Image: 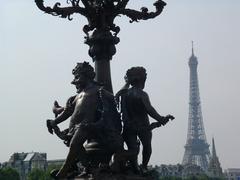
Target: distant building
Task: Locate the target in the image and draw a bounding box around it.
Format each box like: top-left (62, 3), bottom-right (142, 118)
top-left (208, 138), bottom-right (223, 178)
top-left (6, 152), bottom-right (47, 180)
top-left (225, 168), bottom-right (240, 180)
top-left (181, 164), bottom-right (205, 178)
top-left (154, 163), bottom-right (206, 178)
top-left (154, 164), bottom-right (183, 177)
top-left (0, 162), bottom-right (8, 169)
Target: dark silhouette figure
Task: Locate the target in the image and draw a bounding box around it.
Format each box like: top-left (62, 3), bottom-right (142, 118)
top-left (116, 67), bottom-right (174, 173)
top-left (47, 62), bottom-right (123, 179)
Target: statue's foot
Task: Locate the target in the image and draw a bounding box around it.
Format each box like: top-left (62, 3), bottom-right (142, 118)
top-left (132, 166), bottom-right (141, 175)
top-left (78, 168), bottom-right (90, 178)
top-left (139, 165), bottom-right (148, 175)
top-left (66, 170), bottom-right (79, 179)
top-left (98, 163), bottom-right (111, 173)
top-left (126, 161), bottom-right (141, 175)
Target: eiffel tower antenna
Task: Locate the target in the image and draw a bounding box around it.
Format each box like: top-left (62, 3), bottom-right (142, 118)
top-left (192, 41), bottom-right (194, 55)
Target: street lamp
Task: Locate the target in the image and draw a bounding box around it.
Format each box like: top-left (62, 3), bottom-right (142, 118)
top-left (35, 0), bottom-right (166, 93)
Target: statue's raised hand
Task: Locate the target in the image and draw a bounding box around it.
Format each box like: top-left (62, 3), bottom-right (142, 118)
top-left (46, 119), bottom-right (56, 134)
top-left (165, 114), bottom-right (175, 121)
top-left (162, 114), bottom-right (175, 125)
top-left (52, 100), bottom-right (64, 118)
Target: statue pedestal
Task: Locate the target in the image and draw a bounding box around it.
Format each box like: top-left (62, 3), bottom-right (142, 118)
top-left (72, 169), bottom-right (158, 180)
top-left (74, 174), bottom-right (151, 180)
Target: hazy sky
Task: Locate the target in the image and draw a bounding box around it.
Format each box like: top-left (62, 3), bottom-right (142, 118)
top-left (0, 0), bottom-right (239, 170)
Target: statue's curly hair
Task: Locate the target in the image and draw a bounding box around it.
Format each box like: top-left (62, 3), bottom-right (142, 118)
top-left (72, 62), bottom-right (95, 80)
top-left (126, 67), bottom-right (147, 86)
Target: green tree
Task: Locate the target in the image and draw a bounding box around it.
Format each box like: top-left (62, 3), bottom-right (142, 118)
top-left (27, 168), bottom-right (46, 180)
top-left (0, 167), bottom-right (20, 180)
top-left (26, 164), bottom-right (62, 180)
top-left (186, 175), bottom-right (210, 180)
top-left (159, 177), bottom-right (182, 180)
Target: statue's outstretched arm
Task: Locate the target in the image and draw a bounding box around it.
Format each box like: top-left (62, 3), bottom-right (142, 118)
top-left (53, 108), bottom-right (72, 124)
top-left (47, 108), bottom-right (72, 134)
top-left (53, 96), bottom-right (76, 124)
top-left (142, 92), bottom-right (175, 125)
top-left (52, 101), bottom-right (64, 118)
top-left (141, 92), bottom-right (165, 124)
top-left (46, 96), bottom-right (75, 135)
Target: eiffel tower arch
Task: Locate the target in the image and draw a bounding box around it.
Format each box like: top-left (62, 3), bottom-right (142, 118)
top-left (182, 42), bottom-right (210, 171)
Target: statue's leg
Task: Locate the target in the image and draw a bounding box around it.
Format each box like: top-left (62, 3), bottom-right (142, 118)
top-left (56, 127), bottom-right (88, 178)
top-left (138, 130), bottom-right (152, 169)
top-left (123, 129), bottom-right (139, 172)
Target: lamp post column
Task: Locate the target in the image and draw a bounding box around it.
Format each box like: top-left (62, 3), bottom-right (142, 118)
top-left (85, 29), bottom-right (120, 93)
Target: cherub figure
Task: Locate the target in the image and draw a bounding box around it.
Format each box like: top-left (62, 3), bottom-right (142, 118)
top-left (47, 62), bottom-right (123, 179)
top-left (116, 67), bottom-right (174, 173)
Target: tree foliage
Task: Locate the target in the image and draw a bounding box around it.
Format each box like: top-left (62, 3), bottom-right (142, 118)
top-left (158, 175), bottom-right (225, 180)
top-left (0, 167), bottom-right (20, 180)
top-left (27, 168), bottom-right (46, 180)
top-left (27, 164), bottom-right (62, 180)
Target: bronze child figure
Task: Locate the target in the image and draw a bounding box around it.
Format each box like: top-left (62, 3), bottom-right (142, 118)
top-left (47, 62), bottom-right (123, 179)
top-left (116, 67), bottom-right (174, 173)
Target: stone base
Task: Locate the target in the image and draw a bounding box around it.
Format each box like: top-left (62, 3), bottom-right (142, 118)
top-left (72, 170), bottom-right (159, 180)
top-left (74, 174), bottom-right (151, 180)
top-left (66, 164), bottom-right (158, 180)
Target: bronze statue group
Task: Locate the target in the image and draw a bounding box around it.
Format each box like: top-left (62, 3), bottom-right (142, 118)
top-left (47, 62), bottom-right (174, 179)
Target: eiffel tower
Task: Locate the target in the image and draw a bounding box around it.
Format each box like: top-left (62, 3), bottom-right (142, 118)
top-left (182, 42), bottom-right (210, 171)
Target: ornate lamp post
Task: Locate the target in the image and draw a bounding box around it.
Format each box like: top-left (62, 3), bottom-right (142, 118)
top-left (35, 0), bottom-right (166, 92)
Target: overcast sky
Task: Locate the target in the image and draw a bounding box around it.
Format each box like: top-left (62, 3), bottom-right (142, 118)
top-left (0, 0), bottom-right (239, 170)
